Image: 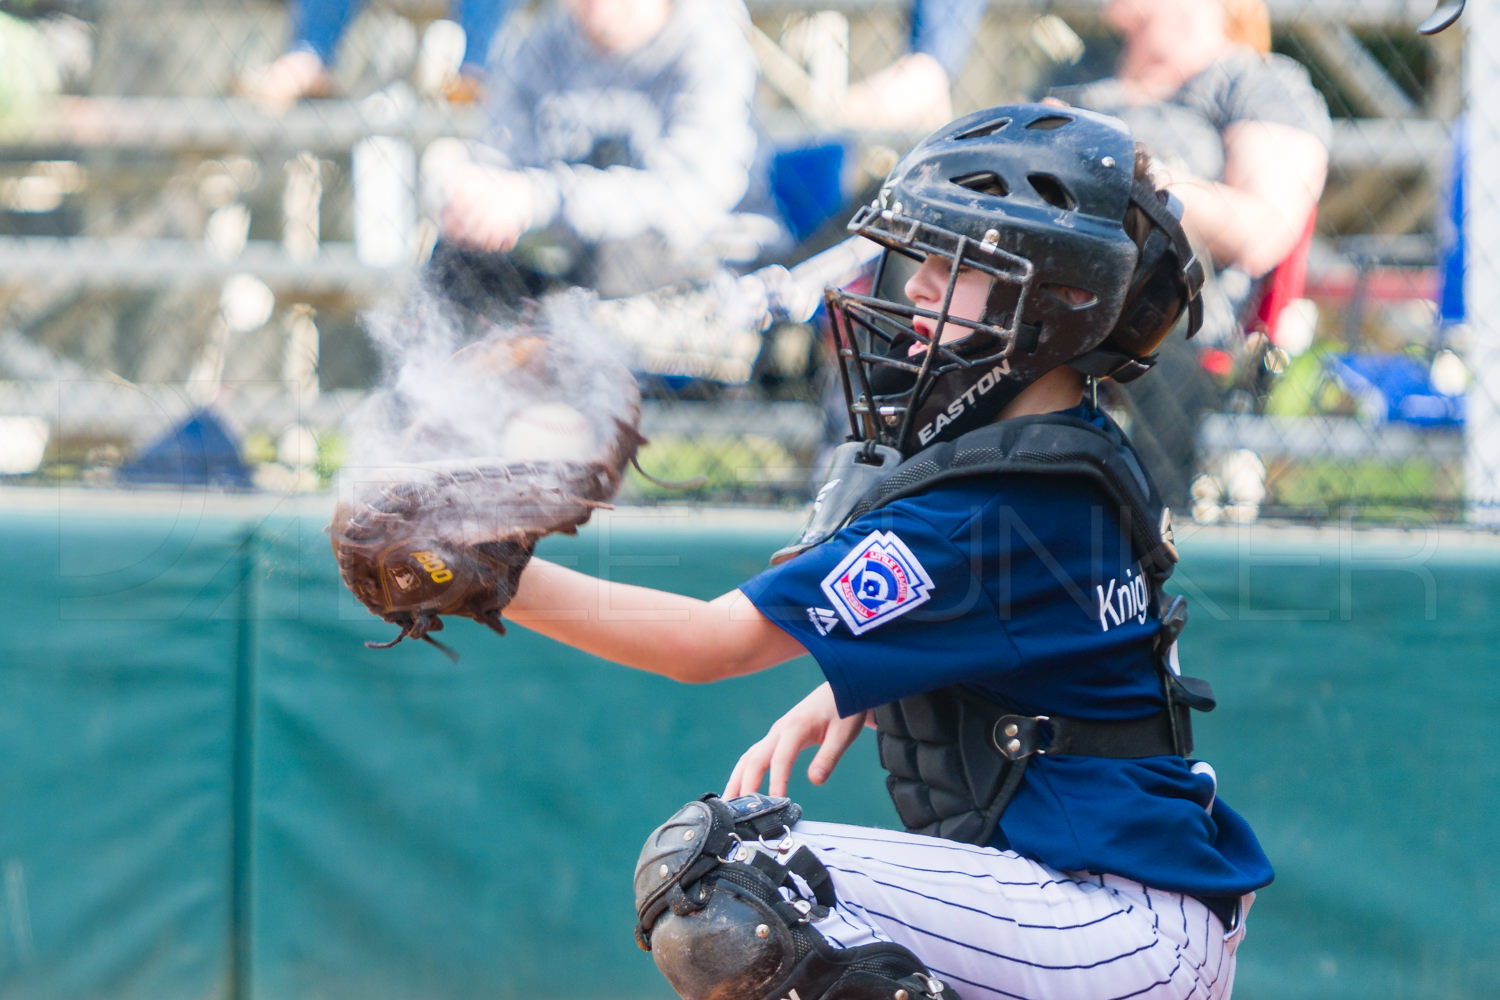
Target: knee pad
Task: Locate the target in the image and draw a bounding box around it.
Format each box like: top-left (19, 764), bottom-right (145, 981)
top-left (634, 794), bottom-right (960, 1000)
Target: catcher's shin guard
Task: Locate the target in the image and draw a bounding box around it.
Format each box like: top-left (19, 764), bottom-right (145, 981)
top-left (634, 795), bottom-right (960, 1000)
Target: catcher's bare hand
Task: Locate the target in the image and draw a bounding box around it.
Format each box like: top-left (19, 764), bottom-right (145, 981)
top-left (723, 683), bottom-right (871, 799)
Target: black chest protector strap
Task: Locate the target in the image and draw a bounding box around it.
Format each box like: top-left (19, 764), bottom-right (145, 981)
top-left (833, 412), bottom-right (1216, 845)
top-left (848, 412), bottom-right (1177, 579)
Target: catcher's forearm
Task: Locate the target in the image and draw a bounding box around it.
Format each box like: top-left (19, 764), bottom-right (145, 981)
top-left (505, 559), bottom-right (808, 682)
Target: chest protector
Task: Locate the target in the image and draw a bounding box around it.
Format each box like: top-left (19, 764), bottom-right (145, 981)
top-left (784, 411), bottom-right (1215, 846)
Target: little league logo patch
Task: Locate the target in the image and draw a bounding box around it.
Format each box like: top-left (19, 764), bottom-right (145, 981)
top-left (820, 531), bottom-right (935, 635)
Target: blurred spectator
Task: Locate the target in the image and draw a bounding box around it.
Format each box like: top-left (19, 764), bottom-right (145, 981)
top-left (835, 0), bottom-right (986, 132)
top-left (1047, 0), bottom-right (1331, 506)
top-left (1052, 0), bottom-right (1326, 281)
top-left (428, 0), bottom-right (785, 313)
top-left (237, 0), bottom-right (514, 112)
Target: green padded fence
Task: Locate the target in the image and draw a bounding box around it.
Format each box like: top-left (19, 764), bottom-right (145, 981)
top-left (2, 494), bottom-right (1497, 1000)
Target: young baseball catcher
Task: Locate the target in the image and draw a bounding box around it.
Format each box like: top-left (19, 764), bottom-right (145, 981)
top-left (331, 103), bottom-right (1272, 1000)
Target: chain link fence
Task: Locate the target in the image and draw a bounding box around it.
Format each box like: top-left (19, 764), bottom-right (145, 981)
top-left (0, 0), bottom-right (1487, 525)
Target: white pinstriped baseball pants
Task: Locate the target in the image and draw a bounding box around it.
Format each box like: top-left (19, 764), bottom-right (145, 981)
top-left (767, 821), bottom-right (1252, 1000)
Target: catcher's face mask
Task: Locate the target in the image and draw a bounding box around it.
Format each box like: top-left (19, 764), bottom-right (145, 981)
top-left (824, 228), bottom-right (1035, 456)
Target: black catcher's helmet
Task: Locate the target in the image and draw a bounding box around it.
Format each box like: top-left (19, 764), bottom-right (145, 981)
top-left (826, 103), bottom-right (1204, 456)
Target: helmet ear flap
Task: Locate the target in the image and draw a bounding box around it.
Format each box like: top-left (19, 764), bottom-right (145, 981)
top-left (1107, 226), bottom-right (1187, 360)
top-left (1087, 182), bottom-right (1203, 374)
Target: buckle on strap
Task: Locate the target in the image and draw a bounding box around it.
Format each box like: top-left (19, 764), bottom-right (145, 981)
top-left (992, 710), bottom-right (1183, 759)
top-left (992, 714), bottom-right (1052, 760)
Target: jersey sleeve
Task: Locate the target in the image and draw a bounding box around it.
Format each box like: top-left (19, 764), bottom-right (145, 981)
top-left (1221, 52), bottom-right (1333, 146)
top-left (739, 499), bottom-right (1019, 717)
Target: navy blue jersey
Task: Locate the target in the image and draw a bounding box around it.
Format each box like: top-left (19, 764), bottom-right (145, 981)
top-left (739, 406), bottom-right (1273, 898)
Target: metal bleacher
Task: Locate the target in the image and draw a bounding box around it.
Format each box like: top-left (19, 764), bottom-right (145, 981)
top-left (0, 0), bottom-right (1456, 284)
top-left (0, 0), bottom-right (1461, 498)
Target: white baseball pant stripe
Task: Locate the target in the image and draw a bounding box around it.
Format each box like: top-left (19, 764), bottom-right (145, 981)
top-left (765, 821), bottom-right (1251, 1000)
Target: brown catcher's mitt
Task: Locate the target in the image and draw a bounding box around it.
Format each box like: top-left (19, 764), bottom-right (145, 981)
top-left (328, 305), bottom-right (644, 658)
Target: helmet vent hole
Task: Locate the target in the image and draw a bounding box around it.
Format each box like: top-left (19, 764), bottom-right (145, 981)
top-left (952, 171), bottom-right (1009, 197)
top-left (1025, 114), bottom-right (1072, 131)
top-left (1043, 284), bottom-right (1097, 310)
top-left (956, 117), bottom-right (1012, 140)
top-left (1028, 173), bottom-right (1077, 210)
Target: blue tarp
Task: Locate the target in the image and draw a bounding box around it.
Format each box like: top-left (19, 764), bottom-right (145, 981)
top-left (1324, 353), bottom-right (1465, 427)
top-left (770, 139), bottom-right (852, 243)
top-left (117, 409), bottom-right (254, 488)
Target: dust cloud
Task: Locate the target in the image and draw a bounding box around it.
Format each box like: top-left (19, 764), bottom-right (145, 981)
top-left (342, 275), bottom-right (640, 471)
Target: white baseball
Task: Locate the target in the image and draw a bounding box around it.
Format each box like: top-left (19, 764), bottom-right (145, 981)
top-left (501, 402), bottom-right (596, 462)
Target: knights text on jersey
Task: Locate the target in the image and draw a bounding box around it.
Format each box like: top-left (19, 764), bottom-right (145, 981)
top-left (738, 467), bottom-right (1273, 899)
